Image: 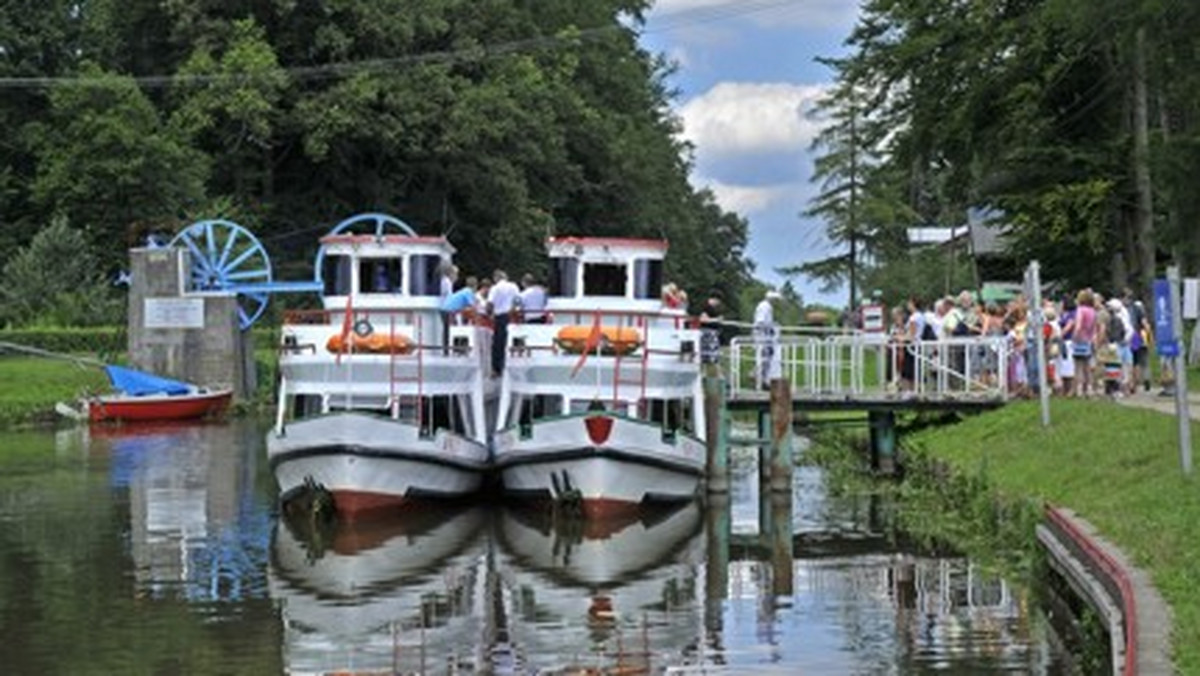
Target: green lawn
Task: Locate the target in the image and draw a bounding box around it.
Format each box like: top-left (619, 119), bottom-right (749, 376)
top-left (0, 356), bottom-right (109, 426)
top-left (906, 398), bottom-right (1200, 674)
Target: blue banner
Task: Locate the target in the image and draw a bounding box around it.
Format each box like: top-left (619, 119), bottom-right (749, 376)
top-left (1154, 279), bottom-right (1179, 357)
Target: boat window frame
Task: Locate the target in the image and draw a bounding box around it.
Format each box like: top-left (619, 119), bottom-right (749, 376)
top-left (358, 256), bottom-right (405, 295)
top-left (582, 262), bottom-right (629, 298)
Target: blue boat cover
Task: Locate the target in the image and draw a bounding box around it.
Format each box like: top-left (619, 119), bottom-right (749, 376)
top-left (104, 365), bottom-right (192, 396)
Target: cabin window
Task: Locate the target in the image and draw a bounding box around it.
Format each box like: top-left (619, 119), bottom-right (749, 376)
top-left (292, 394), bottom-right (323, 418)
top-left (509, 394), bottom-right (563, 438)
top-left (645, 397), bottom-right (694, 440)
top-left (632, 259), bottom-right (663, 300)
top-left (583, 263), bottom-right (627, 297)
top-left (322, 255), bottom-right (352, 296)
top-left (550, 258), bottom-right (578, 297)
top-left (409, 254), bottom-right (444, 297)
top-left (360, 258), bottom-right (403, 294)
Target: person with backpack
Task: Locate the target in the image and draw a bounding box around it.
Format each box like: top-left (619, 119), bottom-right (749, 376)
top-left (1106, 297), bottom-right (1133, 394)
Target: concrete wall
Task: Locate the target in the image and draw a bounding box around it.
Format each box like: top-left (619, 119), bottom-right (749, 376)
top-left (127, 247), bottom-right (255, 399)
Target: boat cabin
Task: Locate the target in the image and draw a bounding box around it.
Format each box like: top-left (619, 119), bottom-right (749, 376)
top-left (544, 237), bottom-right (673, 314)
top-left (317, 234), bottom-right (453, 311)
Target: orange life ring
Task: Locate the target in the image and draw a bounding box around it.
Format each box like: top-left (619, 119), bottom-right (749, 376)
top-left (554, 325), bottom-right (642, 356)
top-left (326, 331), bottom-right (413, 354)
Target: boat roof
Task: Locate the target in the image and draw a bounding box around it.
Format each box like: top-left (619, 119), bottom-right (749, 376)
top-left (319, 233), bottom-right (455, 254)
top-left (546, 236), bottom-right (668, 260)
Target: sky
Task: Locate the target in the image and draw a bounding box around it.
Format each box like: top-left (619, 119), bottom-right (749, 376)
top-left (638, 0), bottom-right (862, 307)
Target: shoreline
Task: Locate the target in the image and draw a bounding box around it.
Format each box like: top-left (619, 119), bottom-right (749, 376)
top-left (904, 399), bottom-right (1193, 673)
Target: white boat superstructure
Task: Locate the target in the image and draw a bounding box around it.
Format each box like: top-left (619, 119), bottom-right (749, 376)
top-left (268, 214), bottom-right (495, 519)
top-left (494, 237), bottom-right (706, 519)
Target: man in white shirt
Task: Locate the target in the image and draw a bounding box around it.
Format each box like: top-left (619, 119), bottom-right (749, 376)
top-left (754, 290), bottom-right (781, 389)
top-left (487, 269), bottom-right (521, 377)
top-left (519, 273), bottom-right (548, 324)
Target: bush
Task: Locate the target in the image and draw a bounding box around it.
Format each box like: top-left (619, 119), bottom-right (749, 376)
top-left (0, 216), bottom-right (124, 327)
top-left (0, 327), bottom-right (125, 358)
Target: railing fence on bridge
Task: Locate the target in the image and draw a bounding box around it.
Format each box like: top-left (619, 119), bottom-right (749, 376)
top-left (726, 332), bottom-right (1011, 402)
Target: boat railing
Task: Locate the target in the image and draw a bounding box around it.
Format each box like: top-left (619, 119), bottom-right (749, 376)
top-left (280, 307), bottom-right (493, 359)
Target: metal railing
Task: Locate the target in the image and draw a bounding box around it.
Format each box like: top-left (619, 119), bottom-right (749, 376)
top-left (727, 333), bottom-right (1011, 402)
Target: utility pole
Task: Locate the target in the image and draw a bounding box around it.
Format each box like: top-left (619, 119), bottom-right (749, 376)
top-left (847, 106), bottom-right (859, 313)
top-left (1133, 26), bottom-right (1156, 301)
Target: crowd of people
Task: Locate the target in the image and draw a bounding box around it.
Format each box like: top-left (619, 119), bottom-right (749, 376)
top-left (436, 263), bottom-right (549, 377)
top-left (885, 287), bottom-right (1154, 398)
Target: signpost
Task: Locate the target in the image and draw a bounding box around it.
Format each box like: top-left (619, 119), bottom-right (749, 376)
top-left (861, 304), bottom-right (885, 333)
top-left (1026, 261), bottom-right (1050, 427)
top-left (1157, 267), bottom-right (1192, 476)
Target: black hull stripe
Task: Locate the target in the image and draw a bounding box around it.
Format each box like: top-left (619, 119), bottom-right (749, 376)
top-left (493, 447), bottom-right (704, 476)
top-left (270, 444), bottom-right (489, 473)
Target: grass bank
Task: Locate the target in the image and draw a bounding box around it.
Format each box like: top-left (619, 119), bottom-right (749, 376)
top-left (904, 398), bottom-right (1200, 674)
top-left (0, 357), bottom-right (108, 426)
top-left (0, 351), bottom-right (278, 428)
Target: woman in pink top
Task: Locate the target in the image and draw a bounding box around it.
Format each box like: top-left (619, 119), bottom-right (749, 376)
top-left (1070, 289), bottom-right (1097, 397)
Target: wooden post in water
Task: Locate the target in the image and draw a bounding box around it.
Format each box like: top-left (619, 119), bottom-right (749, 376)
top-left (703, 366), bottom-right (729, 493)
top-left (770, 492), bottom-right (793, 597)
top-left (768, 378), bottom-right (793, 492)
top-left (704, 494), bottom-right (731, 634)
top-left (868, 410), bottom-right (896, 474)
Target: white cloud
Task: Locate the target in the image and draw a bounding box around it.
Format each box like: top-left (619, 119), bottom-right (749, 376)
top-left (693, 176), bottom-right (801, 215)
top-left (678, 81), bottom-right (828, 157)
top-left (649, 0), bottom-right (859, 31)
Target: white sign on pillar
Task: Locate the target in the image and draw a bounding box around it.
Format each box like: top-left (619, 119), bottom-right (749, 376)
top-left (1183, 277), bottom-right (1199, 320)
top-left (144, 297), bottom-right (206, 329)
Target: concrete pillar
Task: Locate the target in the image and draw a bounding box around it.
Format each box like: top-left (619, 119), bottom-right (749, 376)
top-left (769, 378), bottom-right (793, 492)
top-left (868, 410), bottom-right (896, 474)
top-left (127, 248), bottom-right (253, 399)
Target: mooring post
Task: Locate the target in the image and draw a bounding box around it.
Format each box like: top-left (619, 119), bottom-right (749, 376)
top-left (703, 367), bottom-right (729, 493)
top-left (770, 492), bottom-right (793, 597)
top-left (704, 494), bottom-right (731, 634)
top-left (769, 378), bottom-right (793, 492)
top-left (868, 410), bottom-right (897, 474)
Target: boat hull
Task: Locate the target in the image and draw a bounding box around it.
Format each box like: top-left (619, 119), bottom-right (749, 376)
top-left (493, 414), bottom-right (704, 519)
top-left (268, 411), bottom-right (489, 520)
top-left (87, 389), bottom-right (233, 423)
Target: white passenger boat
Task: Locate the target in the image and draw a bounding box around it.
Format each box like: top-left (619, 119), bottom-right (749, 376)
top-left (493, 237), bottom-right (706, 519)
top-left (268, 213), bottom-right (494, 520)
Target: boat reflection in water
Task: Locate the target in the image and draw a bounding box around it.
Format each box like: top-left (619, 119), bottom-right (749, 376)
top-left (493, 501), bottom-right (705, 674)
top-left (269, 506), bottom-right (488, 675)
top-left (96, 421), bottom-right (271, 602)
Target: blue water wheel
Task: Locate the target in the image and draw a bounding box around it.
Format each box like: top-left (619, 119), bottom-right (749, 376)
top-left (170, 219), bottom-right (272, 330)
top-left (313, 212), bottom-right (419, 280)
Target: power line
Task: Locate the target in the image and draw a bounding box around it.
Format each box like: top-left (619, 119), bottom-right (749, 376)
top-left (0, 0), bottom-right (811, 90)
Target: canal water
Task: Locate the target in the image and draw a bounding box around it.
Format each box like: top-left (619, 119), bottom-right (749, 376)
top-left (0, 420), bottom-right (1073, 674)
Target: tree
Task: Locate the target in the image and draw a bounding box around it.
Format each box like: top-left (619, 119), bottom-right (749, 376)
top-left (0, 216), bottom-right (121, 327)
top-left (28, 65), bottom-right (208, 270)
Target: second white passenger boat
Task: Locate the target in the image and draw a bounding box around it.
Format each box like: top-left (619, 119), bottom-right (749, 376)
top-left (493, 237), bottom-right (707, 519)
top-left (268, 213), bottom-right (494, 520)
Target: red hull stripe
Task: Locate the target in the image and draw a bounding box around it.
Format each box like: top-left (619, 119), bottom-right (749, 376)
top-left (330, 490), bottom-right (411, 522)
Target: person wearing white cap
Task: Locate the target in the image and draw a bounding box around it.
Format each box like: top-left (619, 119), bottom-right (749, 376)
top-left (754, 290), bottom-right (782, 389)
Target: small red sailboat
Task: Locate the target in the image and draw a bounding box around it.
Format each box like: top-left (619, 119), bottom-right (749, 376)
top-left (59, 365), bottom-right (232, 424)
